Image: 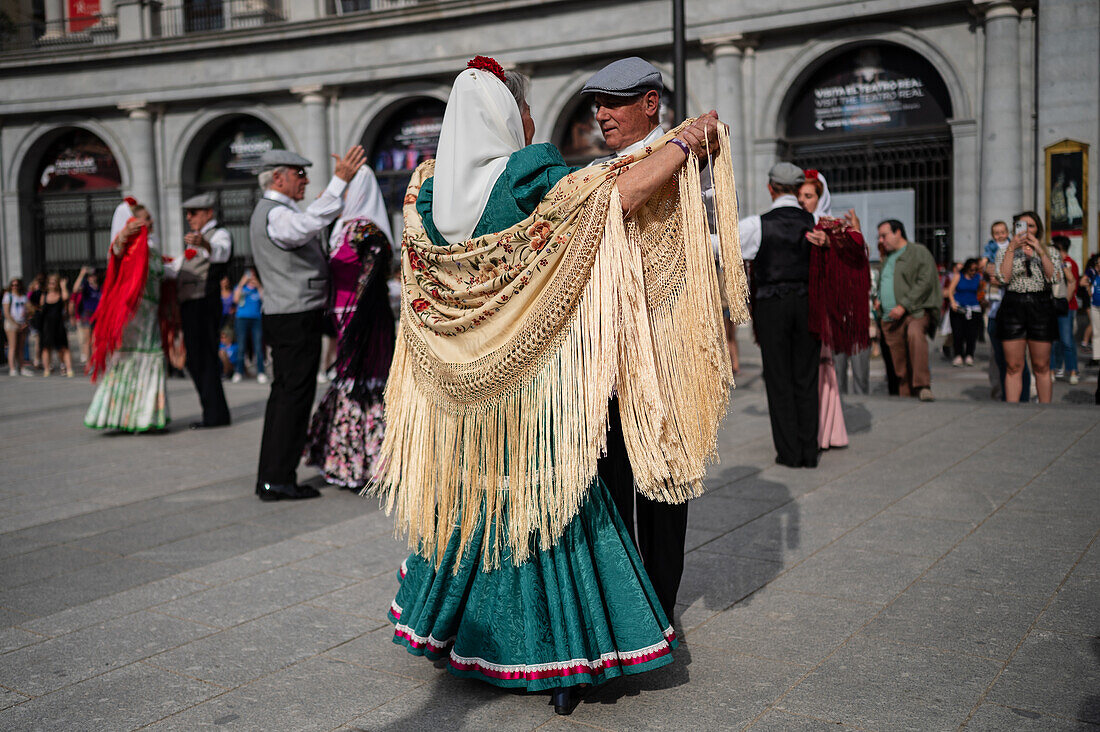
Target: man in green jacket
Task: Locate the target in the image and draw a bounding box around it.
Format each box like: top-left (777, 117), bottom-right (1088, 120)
top-left (875, 220), bottom-right (942, 401)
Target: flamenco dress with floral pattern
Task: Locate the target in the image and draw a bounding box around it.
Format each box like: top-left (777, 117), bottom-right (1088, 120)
top-left (389, 142), bottom-right (677, 692)
top-left (304, 220), bottom-right (395, 488)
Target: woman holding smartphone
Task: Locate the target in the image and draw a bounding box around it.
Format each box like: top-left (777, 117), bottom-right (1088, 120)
top-left (995, 211), bottom-right (1056, 403)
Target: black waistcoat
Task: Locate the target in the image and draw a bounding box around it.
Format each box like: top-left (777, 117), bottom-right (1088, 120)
top-left (753, 206), bottom-right (815, 298)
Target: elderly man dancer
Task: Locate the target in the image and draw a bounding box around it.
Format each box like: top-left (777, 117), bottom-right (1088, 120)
top-left (740, 163), bottom-right (821, 469)
top-left (250, 146), bottom-right (365, 501)
top-left (585, 57), bottom-right (721, 621)
top-left (177, 192), bottom-right (232, 430)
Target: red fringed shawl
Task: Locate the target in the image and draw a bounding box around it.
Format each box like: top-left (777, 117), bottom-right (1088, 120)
top-left (808, 218), bottom-right (872, 355)
top-left (89, 221), bottom-right (150, 381)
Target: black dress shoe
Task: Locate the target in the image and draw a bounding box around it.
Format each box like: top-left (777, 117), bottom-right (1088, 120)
top-left (255, 482), bottom-right (321, 501)
top-left (775, 456), bottom-right (802, 469)
top-left (551, 687), bottom-right (580, 716)
top-left (190, 420), bottom-right (231, 430)
top-left (189, 421), bottom-right (204, 430)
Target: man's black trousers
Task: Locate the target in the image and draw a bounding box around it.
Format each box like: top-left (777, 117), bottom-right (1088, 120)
top-left (180, 296), bottom-right (231, 427)
top-left (597, 397), bottom-right (688, 622)
top-left (258, 309), bottom-right (323, 485)
top-left (754, 291), bottom-right (821, 467)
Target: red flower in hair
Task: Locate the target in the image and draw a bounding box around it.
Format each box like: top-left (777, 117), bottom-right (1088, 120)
top-left (124, 196), bottom-right (138, 207)
top-left (804, 169), bottom-right (819, 180)
top-left (467, 56), bottom-right (507, 83)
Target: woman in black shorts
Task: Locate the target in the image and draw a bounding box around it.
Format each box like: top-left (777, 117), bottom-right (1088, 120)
top-left (995, 211), bottom-right (1056, 403)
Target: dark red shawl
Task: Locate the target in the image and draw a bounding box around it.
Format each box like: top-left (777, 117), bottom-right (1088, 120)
top-left (808, 217), bottom-right (872, 355)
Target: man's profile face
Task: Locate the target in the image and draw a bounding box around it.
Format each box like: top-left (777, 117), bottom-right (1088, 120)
top-left (877, 223), bottom-right (902, 251)
top-left (593, 90), bottom-right (660, 152)
top-left (273, 166), bottom-right (309, 201)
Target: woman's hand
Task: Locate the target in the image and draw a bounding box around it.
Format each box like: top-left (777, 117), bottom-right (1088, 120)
top-left (805, 230), bottom-right (828, 247)
top-left (843, 209), bottom-right (861, 232)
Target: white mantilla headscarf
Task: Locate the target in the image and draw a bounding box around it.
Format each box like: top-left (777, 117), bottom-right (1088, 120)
top-left (330, 166), bottom-right (393, 250)
top-left (810, 171), bottom-right (832, 222)
top-left (431, 68), bottom-right (525, 245)
top-left (110, 199), bottom-right (135, 242)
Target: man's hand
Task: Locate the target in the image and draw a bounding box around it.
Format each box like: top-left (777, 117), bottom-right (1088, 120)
top-left (183, 232), bottom-right (202, 247)
top-left (332, 145), bottom-right (366, 182)
top-left (678, 111), bottom-right (725, 158)
top-left (888, 304), bottom-right (906, 321)
top-left (844, 208), bottom-right (861, 232)
top-left (805, 229), bottom-right (828, 247)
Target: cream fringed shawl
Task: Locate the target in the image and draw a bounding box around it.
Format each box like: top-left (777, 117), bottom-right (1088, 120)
top-left (372, 122), bottom-right (749, 569)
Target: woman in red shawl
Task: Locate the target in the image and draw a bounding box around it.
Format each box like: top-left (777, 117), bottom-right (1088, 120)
top-left (799, 171), bottom-right (871, 449)
top-left (84, 201), bottom-right (174, 432)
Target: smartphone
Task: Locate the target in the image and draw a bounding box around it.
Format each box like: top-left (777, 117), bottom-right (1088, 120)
top-left (1014, 220), bottom-right (1028, 237)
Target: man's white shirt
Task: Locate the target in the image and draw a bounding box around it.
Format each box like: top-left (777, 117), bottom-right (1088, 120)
top-left (738, 194), bottom-right (802, 262)
top-left (264, 177), bottom-right (347, 250)
top-left (164, 218), bottom-right (231, 278)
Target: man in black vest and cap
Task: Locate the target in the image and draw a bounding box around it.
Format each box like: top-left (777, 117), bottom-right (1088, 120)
top-left (178, 191), bottom-right (232, 430)
top-left (739, 162), bottom-right (821, 468)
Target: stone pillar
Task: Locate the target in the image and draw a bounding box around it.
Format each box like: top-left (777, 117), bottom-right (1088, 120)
top-left (120, 103), bottom-right (160, 226)
top-left (704, 36), bottom-right (750, 189)
top-left (43, 0), bottom-right (65, 36)
top-left (116, 0), bottom-right (147, 41)
top-left (293, 86), bottom-right (331, 202)
top-left (1019, 7), bottom-right (1036, 208)
top-left (978, 1), bottom-right (1023, 232)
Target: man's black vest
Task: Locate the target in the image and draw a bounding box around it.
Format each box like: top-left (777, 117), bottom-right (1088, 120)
top-left (753, 206), bottom-right (815, 299)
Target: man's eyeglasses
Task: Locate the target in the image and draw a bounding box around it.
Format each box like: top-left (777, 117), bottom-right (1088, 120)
top-left (279, 167), bottom-right (307, 179)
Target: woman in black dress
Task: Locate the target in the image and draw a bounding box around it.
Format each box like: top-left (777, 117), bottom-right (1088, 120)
top-left (39, 273), bottom-right (74, 377)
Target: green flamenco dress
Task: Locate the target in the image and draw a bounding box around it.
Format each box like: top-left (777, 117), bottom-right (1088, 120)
top-left (389, 143), bottom-right (677, 691)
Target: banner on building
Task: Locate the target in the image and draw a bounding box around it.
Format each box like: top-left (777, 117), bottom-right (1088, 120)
top-left (68, 0), bottom-right (101, 32)
top-left (1046, 139), bottom-right (1090, 263)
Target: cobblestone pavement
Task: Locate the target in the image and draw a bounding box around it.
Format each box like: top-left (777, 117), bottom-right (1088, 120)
top-left (0, 341), bottom-right (1097, 731)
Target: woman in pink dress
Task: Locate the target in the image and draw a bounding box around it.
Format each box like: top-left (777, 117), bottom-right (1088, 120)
top-left (798, 171), bottom-right (871, 450)
top-left (304, 167), bottom-right (395, 489)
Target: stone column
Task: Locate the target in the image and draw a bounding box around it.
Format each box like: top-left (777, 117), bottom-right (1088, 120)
top-left (978, 1), bottom-right (1023, 231)
top-left (293, 86), bottom-right (331, 202)
top-left (43, 0), bottom-right (65, 36)
top-left (704, 36), bottom-right (749, 188)
top-left (120, 103), bottom-right (160, 226)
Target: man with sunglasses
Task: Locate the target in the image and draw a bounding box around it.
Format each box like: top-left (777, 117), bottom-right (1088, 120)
top-left (583, 57), bottom-right (722, 622)
top-left (250, 145), bottom-right (366, 501)
top-left (177, 191), bottom-right (232, 431)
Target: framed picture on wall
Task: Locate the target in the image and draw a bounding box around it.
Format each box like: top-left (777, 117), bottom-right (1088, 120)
top-left (1045, 139), bottom-right (1089, 263)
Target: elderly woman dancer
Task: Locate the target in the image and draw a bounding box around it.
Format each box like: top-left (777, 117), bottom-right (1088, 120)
top-left (304, 166), bottom-right (395, 489)
top-left (85, 199), bottom-right (174, 432)
top-left (375, 57), bottom-right (747, 715)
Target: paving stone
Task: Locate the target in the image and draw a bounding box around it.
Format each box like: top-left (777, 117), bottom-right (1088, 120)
top-left (969, 509), bottom-right (1099, 553)
top-left (0, 627), bottom-right (47, 654)
top-left (964, 703), bottom-right (1084, 730)
top-left (147, 604), bottom-right (366, 688)
top-left (146, 655), bottom-right (407, 731)
top-left (0, 606), bottom-right (33, 628)
top-left (306, 571), bottom-right (401, 623)
top-left (677, 550), bottom-right (785, 618)
top-left (684, 493), bottom-right (780, 533)
top-left (175, 538), bottom-right (327, 586)
top-left (777, 634), bottom-right (1002, 729)
top-left (833, 512), bottom-right (976, 558)
top-left (766, 546), bottom-right (934, 605)
top-left (1035, 572), bottom-right (1100, 637)
top-left (923, 538), bottom-right (1080, 598)
top-left (0, 610), bottom-right (215, 696)
top-left (0, 687), bottom-right (30, 713)
top-left (888, 481), bottom-right (1012, 523)
top-left (0, 557), bottom-right (179, 617)
top-left (987, 630), bottom-right (1100, 724)
top-left (290, 532), bottom-right (411, 582)
top-left (746, 708), bottom-right (856, 730)
top-left (0, 544), bottom-right (113, 588)
top-left (325, 625), bottom-right (439, 681)
top-left (0, 662), bottom-right (222, 731)
top-left (688, 587), bottom-right (880, 666)
top-left (129, 522), bottom-right (300, 570)
top-left (701, 509), bottom-right (847, 566)
top-left (1076, 542), bottom-right (1100, 578)
top-left (575, 642), bottom-right (804, 730)
top-left (21, 577), bottom-right (206, 637)
top-left (155, 565), bottom-right (355, 628)
top-left (861, 580), bottom-right (1048, 660)
top-left (292, 508), bottom-right (394, 548)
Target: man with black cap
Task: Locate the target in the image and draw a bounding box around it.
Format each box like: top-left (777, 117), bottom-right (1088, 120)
top-left (581, 57), bottom-right (723, 622)
top-left (740, 162), bottom-right (821, 468)
top-left (178, 191), bottom-right (232, 430)
top-left (250, 145), bottom-right (365, 501)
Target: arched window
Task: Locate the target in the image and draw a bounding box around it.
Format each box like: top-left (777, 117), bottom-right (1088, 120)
top-left (365, 98), bottom-right (446, 236)
top-left (30, 128), bottom-right (122, 274)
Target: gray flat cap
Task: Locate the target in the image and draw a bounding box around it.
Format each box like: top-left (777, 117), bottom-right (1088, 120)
top-left (768, 162), bottom-right (805, 186)
top-left (259, 149), bottom-right (312, 171)
top-left (581, 57), bottom-right (664, 97)
top-left (181, 192), bottom-right (216, 210)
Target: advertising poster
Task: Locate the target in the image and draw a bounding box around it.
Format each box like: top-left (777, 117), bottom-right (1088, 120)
top-left (1046, 139), bottom-right (1090, 263)
top-left (68, 0), bottom-right (100, 32)
top-left (36, 129), bottom-right (121, 193)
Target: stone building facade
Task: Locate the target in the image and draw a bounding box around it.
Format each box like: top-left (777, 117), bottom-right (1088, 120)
top-left (1, 0), bottom-right (1097, 280)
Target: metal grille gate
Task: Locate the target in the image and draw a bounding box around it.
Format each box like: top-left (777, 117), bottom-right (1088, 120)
top-left (31, 193), bottom-right (119, 278)
top-left (784, 131), bottom-right (953, 263)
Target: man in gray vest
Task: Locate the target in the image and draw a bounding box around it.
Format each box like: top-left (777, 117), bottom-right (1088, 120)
top-left (250, 145), bottom-right (365, 501)
top-left (178, 191), bottom-right (232, 430)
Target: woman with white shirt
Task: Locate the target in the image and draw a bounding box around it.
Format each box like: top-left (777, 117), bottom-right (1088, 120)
top-left (3, 277), bottom-right (29, 376)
